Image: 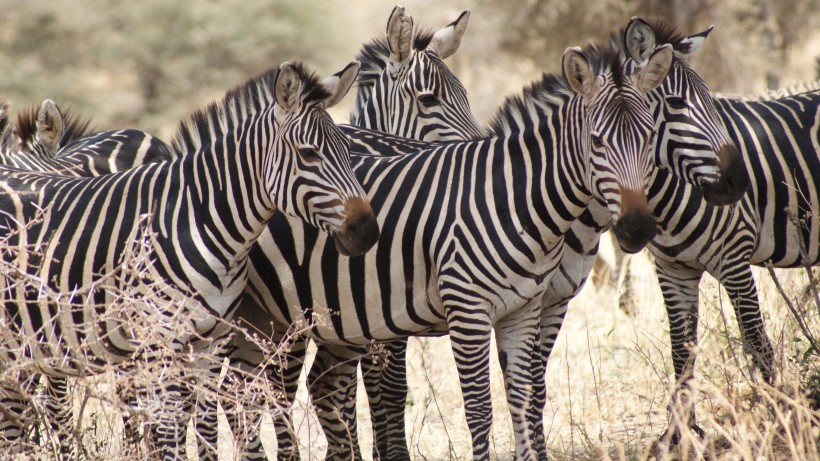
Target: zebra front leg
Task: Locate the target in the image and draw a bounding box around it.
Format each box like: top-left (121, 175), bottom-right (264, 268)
top-left (42, 377), bottom-right (74, 458)
top-left (529, 297), bottom-right (571, 461)
top-left (654, 260), bottom-right (704, 444)
top-left (268, 336), bottom-right (307, 461)
top-left (444, 304), bottom-right (494, 461)
top-left (191, 327), bottom-right (237, 461)
top-left (712, 263), bottom-right (774, 383)
top-left (362, 339), bottom-right (410, 461)
top-left (495, 299), bottom-right (543, 461)
top-left (146, 375), bottom-right (193, 461)
top-left (306, 344), bottom-right (366, 461)
top-left (0, 378), bottom-right (29, 454)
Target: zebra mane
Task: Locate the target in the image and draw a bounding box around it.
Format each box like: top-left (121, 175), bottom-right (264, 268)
top-left (355, 28), bottom-right (436, 95)
top-left (3, 101), bottom-right (93, 153)
top-left (715, 79), bottom-right (820, 101)
top-left (640, 17), bottom-right (688, 51)
top-left (172, 62), bottom-right (328, 155)
top-left (489, 42), bottom-right (627, 136)
top-left (758, 79), bottom-right (820, 100)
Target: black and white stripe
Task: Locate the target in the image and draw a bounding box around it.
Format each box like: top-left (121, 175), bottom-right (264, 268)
top-left (219, 7), bottom-right (485, 460)
top-left (0, 61), bottom-right (376, 460)
top-left (0, 98), bottom-right (178, 457)
top-left (235, 42), bottom-right (671, 461)
top-left (350, 7), bottom-right (484, 142)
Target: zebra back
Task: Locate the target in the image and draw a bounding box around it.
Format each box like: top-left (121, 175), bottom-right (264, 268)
top-left (0, 98), bottom-right (175, 176)
top-left (0, 99), bottom-right (93, 165)
top-left (350, 6), bottom-right (484, 141)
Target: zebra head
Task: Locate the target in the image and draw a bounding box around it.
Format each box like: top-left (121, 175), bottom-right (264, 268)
top-left (623, 17), bottom-right (749, 206)
top-left (2, 99), bottom-right (92, 159)
top-left (563, 43), bottom-right (672, 253)
top-left (350, 6), bottom-right (484, 141)
top-left (271, 62), bottom-right (379, 257)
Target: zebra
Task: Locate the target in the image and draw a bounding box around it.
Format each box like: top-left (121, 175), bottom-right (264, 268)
top-left (0, 61), bottom-right (379, 460)
top-left (307, 17), bottom-right (752, 461)
top-left (211, 7), bottom-right (486, 460)
top-left (227, 41), bottom-right (675, 461)
top-left (0, 98), bottom-right (175, 174)
top-left (350, 6), bottom-right (484, 141)
top-left (643, 79), bottom-right (820, 443)
top-left (534, 19), bottom-right (820, 447)
top-left (0, 97), bottom-right (182, 456)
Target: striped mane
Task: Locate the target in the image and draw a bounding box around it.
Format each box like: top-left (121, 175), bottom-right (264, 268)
top-left (489, 43), bottom-right (627, 136)
top-left (354, 28), bottom-right (436, 96)
top-left (762, 79), bottom-right (820, 98)
top-left (172, 62), bottom-right (328, 155)
top-left (641, 17), bottom-right (688, 51)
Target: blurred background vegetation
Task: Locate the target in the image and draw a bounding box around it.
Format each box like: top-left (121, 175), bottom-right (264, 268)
top-left (1, 0), bottom-right (819, 140)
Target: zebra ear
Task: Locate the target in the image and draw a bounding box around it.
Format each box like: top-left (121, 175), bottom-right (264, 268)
top-left (274, 62), bottom-right (303, 114)
top-left (428, 10), bottom-right (470, 60)
top-left (387, 6), bottom-right (414, 69)
top-left (36, 99), bottom-right (64, 153)
top-left (624, 16), bottom-right (656, 64)
top-left (676, 25), bottom-right (713, 59)
top-left (563, 47), bottom-right (599, 99)
top-left (319, 61), bottom-right (361, 109)
top-left (635, 44), bottom-right (673, 93)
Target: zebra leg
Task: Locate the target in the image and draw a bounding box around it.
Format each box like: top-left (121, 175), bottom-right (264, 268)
top-left (654, 260), bottom-right (704, 444)
top-left (529, 297), bottom-right (571, 461)
top-left (445, 302), bottom-right (495, 461)
top-left (43, 377), bottom-right (74, 458)
top-left (269, 336), bottom-right (307, 461)
top-left (494, 299), bottom-right (542, 461)
top-left (222, 365), bottom-right (268, 461)
top-left (713, 263), bottom-right (774, 382)
top-left (306, 344), bottom-right (365, 461)
top-left (147, 377), bottom-right (192, 461)
top-left (0, 379), bottom-right (29, 452)
top-left (194, 329), bottom-right (237, 461)
top-left (361, 339), bottom-right (410, 461)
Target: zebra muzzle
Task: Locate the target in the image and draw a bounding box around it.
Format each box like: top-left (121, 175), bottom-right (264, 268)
top-left (701, 144), bottom-right (749, 206)
top-left (333, 196), bottom-right (380, 256)
top-left (613, 188), bottom-right (656, 254)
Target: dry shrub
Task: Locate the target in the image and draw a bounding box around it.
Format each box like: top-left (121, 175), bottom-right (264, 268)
top-left (0, 209), bottom-right (304, 460)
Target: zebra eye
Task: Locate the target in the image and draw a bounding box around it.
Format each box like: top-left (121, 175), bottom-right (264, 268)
top-left (666, 96), bottom-right (687, 109)
top-left (298, 146), bottom-right (322, 163)
top-left (418, 93), bottom-right (440, 108)
top-left (590, 135), bottom-right (605, 149)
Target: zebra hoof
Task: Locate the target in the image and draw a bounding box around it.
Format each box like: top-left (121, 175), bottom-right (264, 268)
top-left (657, 423), bottom-right (705, 447)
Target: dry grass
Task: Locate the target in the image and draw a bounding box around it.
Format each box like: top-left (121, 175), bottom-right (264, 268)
top-left (232, 239), bottom-right (818, 460)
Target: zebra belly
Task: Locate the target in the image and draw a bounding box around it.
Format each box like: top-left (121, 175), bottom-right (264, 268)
top-left (248, 218), bottom-right (559, 345)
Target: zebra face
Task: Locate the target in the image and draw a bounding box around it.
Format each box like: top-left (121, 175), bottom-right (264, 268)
top-left (651, 59), bottom-right (749, 205)
top-left (272, 62), bottom-right (380, 257)
top-left (624, 17), bottom-right (749, 206)
top-left (564, 44), bottom-right (672, 254)
top-left (586, 83), bottom-right (658, 254)
top-left (404, 52), bottom-right (484, 141)
top-left (352, 7), bottom-right (483, 142)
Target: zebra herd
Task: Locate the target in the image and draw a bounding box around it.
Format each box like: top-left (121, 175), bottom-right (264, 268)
top-left (0, 6), bottom-right (817, 461)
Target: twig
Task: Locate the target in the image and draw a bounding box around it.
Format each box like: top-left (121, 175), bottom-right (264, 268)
top-left (764, 262), bottom-right (820, 354)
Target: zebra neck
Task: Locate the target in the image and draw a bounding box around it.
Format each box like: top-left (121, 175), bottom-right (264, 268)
top-left (500, 97), bottom-right (593, 242)
top-left (154, 143), bottom-right (274, 312)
